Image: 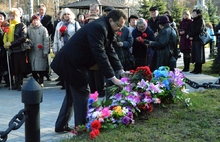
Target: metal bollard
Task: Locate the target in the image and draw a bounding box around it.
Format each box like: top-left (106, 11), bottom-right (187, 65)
top-left (21, 77), bottom-right (43, 142)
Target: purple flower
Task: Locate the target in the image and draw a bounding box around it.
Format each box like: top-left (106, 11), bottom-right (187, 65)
top-left (114, 94), bottom-right (122, 100)
top-left (121, 77), bottom-right (130, 86)
top-left (122, 116), bottom-right (131, 125)
top-left (127, 111), bottom-right (133, 118)
top-left (137, 79), bottom-right (148, 89)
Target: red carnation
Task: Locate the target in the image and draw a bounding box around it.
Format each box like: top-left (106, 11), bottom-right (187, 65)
top-left (142, 33), bottom-right (147, 38)
top-left (90, 120), bottom-right (101, 130)
top-left (90, 131), bottom-right (97, 140)
top-left (117, 31), bottom-right (122, 37)
top-left (38, 44), bottom-right (43, 49)
top-left (59, 26), bottom-right (67, 34)
top-left (137, 36), bottom-right (144, 43)
top-left (93, 129), bottom-right (100, 136)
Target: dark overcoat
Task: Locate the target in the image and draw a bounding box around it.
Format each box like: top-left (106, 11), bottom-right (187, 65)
top-left (150, 25), bottom-right (178, 71)
top-left (188, 16), bottom-right (205, 63)
top-left (40, 14), bottom-right (54, 36)
top-left (10, 22), bottom-right (27, 74)
top-left (51, 16), bottom-right (123, 88)
top-left (132, 27), bottom-right (155, 67)
top-left (179, 18), bottom-right (192, 52)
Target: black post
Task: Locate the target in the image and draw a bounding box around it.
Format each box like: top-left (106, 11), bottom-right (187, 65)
top-left (21, 77), bottom-right (42, 142)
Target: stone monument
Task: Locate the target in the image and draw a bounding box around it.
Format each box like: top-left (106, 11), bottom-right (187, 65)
top-left (195, 0), bottom-right (208, 11)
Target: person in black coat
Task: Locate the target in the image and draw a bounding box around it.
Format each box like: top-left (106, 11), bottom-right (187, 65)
top-left (147, 16), bottom-right (178, 72)
top-left (3, 8), bottom-right (27, 91)
top-left (0, 11), bottom-right (8, 86)
top-left (51, 10), bottom-right (127, 132)
top-left (148, 6), bottom-right (160, 36)
top-left (187, 9), bottom-right (205, 74)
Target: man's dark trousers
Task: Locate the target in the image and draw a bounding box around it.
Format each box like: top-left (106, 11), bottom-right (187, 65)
top-left (55, 83), bottom-right (90, 131)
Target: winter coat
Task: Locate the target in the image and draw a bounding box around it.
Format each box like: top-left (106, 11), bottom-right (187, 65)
top-left (7, 22), bottom-right (27, 53)
top-left (188, 16), bottom-right (205, 63)
top-left (132, 27), bottom-right (155, 67)
top-left (38, 14), bottom-right (54, 36)
top-left (51, 16), bottom-right (123, 88)
top-left (150, 24), bottom-right (178, 71)
top-left (179, 18), bottom-right (192, 52)
top-left (53, 20), bottom-right (81, 52)
top-left (148, 16), bottom-right (160, 33)
top-left (27, 23), bottom-right (49, 71)
top-left (112, 26), bottom-right (133, 70)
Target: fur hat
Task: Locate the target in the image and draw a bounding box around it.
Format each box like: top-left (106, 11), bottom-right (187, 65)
top-left (8, 8), bottom-right (20, 18)
top-left (87, 14), bottom-right (99, 20)
top-left (128, 15), bottom-right (138, 23)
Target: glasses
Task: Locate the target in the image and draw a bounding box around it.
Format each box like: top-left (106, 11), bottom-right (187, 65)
top-left (64, 13), bottom-right (70, 16)
top-left (115, 21), bottom-right (123, 29)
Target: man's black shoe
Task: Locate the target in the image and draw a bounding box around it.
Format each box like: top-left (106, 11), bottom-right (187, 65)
top-left (55, 126), bottom-right (73, 133)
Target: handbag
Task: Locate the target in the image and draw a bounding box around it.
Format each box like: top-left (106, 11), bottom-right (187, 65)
top-left (21, 38), bottom-right (34, 51)
top-left (199, 31), bottom-right (212, 45)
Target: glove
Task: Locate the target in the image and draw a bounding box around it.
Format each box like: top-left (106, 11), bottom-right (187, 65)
top-left (4, 42), bottom-right (11, 49)
top-left (43, 54), bottom-right (48, 58)
top-left (144, 40), bottom-right (150, 44)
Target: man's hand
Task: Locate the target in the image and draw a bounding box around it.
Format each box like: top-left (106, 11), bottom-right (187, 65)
top-left (111, 76), bottom-right (122, 87)
top-left (117, 42), bottom-right (123, 47)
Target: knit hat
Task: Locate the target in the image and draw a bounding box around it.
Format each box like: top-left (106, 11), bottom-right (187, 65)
top-left (157, 16), bottom-right (170, 24)
top-left (31, 15), bottom-right (40, 21)
top-left (0, 11), bottom-right (6, 19)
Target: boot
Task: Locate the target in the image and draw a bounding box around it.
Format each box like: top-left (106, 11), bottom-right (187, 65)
top-left (12, 75), bottom-right (18, 90)
top-left (39, 76), bottom-right (44, 88)
top-left (17, 74), bottom-right (23, 91)
top-left (194, 63), bottom-right (202, 74)
top-left (182, 57), bottom-right (190, 72)
top-left (190, 63), bottom-right (197, 73)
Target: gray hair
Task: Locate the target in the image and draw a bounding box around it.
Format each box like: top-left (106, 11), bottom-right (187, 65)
top-left (137, 18), bottom-right (147, 26)
top-left (60, 8), bottom-right (75, 22)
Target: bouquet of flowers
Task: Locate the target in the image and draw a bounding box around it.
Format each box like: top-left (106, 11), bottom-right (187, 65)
top-left (59, 25), bottom-right (69, 40)
top-left (136, 33), bottom-right (149, 43)
top-left (71, 66), bottom-right (187, 139)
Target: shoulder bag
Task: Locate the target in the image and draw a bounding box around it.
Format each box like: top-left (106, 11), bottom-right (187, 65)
top-left (21, 38), bottom-right (34, 51)
top-left (199, 20), bottom-right (212, 45)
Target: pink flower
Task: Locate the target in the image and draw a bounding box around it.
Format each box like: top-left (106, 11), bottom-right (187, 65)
top-left (101, 107), bottom-right (111, 118)
top-left (90, 91), bottom-right (99, 101)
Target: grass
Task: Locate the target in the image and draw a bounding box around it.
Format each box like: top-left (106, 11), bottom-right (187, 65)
top-left (178, 59), bottom-right (219, 77)
top-left (58, 56), bottom-right (220, 142)
top-left (60, 90), bottom-right (220, 142)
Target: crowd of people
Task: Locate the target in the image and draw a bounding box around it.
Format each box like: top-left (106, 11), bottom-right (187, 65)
top-left (0, 3), bottom-right (218, 133)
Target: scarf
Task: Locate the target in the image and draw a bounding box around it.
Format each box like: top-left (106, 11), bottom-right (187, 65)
top-left (62, 20), bottom-right (69, 44)
top-left (3, 19), bottom-right (20, 43)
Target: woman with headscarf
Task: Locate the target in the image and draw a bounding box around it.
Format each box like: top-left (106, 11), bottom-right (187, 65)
top-left (187, 9), bottom-right (205, 74)
top-left (27, 15), bottom-right (50, 87)
top-left (3, 8), bottom-right (27, 91)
